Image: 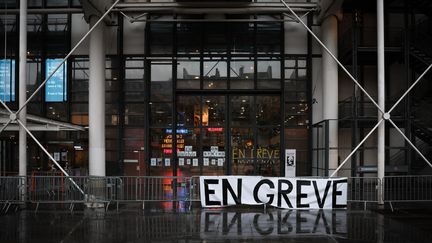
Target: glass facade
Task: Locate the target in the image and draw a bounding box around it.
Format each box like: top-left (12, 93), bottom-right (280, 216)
top-left (0, 11), bottom-right (311, 177)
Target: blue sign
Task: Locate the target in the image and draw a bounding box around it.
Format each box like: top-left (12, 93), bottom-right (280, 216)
top-left (45, 59), bottom-right (67, 102)
top-left (0, 59), bottom-right (15, 102)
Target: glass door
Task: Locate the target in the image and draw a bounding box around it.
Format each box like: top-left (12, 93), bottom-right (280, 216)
top-left (230, 95), bottom-right (281, 176)
top-left (176, 95), bottom-right (226, 177)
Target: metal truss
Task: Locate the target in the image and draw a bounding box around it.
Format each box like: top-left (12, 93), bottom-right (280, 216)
top-left (280, 0), bottom-right (432, 177)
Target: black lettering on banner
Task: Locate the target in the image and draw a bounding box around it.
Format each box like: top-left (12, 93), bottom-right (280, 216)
top-left (204, 179), bottom-right (221, 206)
top-left (253, 179), bottom-right (275, 204)
top-left (277, 179), bottom-right (293, 208)
top-left (253, 213), bottom-right (274, 235)
top-left (312, 180), bottom-right (331, 208)
top-left (296, 180), bottom-right (311, 208)
top-left (222, 179), bottom-right (242, 205)
top-left (332, 179), bottom-right (348, 208)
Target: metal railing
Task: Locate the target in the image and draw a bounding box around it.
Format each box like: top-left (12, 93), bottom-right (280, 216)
top-left (384, 175), bottom-right (432, 202)
top-left (347, 177), bottom-right (380, 210)
top-left (0, 176), bottom-right (25, 213)
top-left (115, 176), bottom-right (191, 210)
top-left (1, 175), bottom-right (432, 212)
top-left (29, 176), bottom-right (120, 211)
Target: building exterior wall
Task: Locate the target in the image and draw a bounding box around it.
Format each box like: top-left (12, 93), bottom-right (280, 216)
top-left (1, 0), bottom-right (431, 177)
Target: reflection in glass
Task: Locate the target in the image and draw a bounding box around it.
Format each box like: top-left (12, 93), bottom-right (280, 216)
top-left (203, 96), bottom-right (225, 127)
top-left (149, 23), bottom-right (173, 55)
top-left (177, 60), bottom-right (200, 89)
top-left (177, 23), bottom-right (201, 55)
top-left (204, 23), bottom-right (227, 55)
top-left (256, 96), bottom-right (280, 126)
top-left (203, 60), bottom-right (227, 89)
top-left (150, 102), bottom-right (172, 127)
top-left (177, 96), bottom-right (200, 127)
top-left (230, 96), bottom-right (253, 127)
top-left (257, 22), bottom-right (281, 54)
top-left (151, 64), bottom-right (172, 102)
top-left (231, 128), bottom-right (254, 175)
top-left (27, 58), bottom-right (42, 101)
top-left (230, 60), bottom-right (254, 89)
top-left (257, 127), bottom-right (280, 176)
top-left (257, 60), bottom-right (281, 89)
top-left (125, 57), bottom-right (145, 102)
top-left (231, 23), bottom-right (254, 54)
top-left (125, 104), bottom-right (145, 125)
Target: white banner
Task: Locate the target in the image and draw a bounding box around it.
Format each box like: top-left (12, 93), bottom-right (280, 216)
top-left (200, 176), bottom-right (347, 209)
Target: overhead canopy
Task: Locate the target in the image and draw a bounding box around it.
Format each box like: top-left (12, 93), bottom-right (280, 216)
top-left (0, 109), bottom-right (85, 132)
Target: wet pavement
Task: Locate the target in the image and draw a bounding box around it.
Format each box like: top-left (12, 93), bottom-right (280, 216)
top-left (1, 207), bottom-right (432, 243)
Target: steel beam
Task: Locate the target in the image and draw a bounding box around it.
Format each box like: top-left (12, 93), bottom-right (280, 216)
top-left (377, 0), bottom-right (385, 206)
top-left (18, 0), bottom-right (27, 182)
top-left (3, 2), bottom-right (318, 14)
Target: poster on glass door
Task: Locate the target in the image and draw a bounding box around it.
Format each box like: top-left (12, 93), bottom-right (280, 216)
top-left (285, 149), bottom-right (296, 177)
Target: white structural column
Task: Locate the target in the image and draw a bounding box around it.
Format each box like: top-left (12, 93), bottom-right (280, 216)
top-left (18, 0), bottom-right (27, 179)
top-left (88, 16), bottom-right (106, 176)
top-left (321, 15), bottom-right (339, 176)
top-left (377, 0), bottom-right (385, 205)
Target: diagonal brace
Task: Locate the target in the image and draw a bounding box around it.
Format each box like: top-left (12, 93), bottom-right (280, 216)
top-left (15, 0), bottom-right (121, 116)
top-left (0, 119), bottom-right (11, 134)
top-left (388, 118), bottom-right (432, 169)
top-left (16, 119), bottom-right (85, 195)
top-left (388, 63), bottom-right (432, 114)
top-left (330, 119), bottom-right (383, 177)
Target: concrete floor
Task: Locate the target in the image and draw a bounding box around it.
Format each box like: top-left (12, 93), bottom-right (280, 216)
top-left (1, 207), bottom-right (432, 243)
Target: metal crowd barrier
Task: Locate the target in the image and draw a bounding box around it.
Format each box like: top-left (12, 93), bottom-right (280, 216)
top-left (384, 175), bottom-right (432, 202)
top-left (1, 175), bottom-right (432, 212)
top-left (0, 176), bottom-right (25, 213)
top-left (347, 177), bottom-right (380, 209)
top-left (29, 176), bottom-right (120, 211)
top-left (115, 176), bottom-right (192, 210)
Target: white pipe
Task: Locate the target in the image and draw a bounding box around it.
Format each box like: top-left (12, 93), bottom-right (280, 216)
top-left (18, 0), bottom-right (27, 180)
top-left (377, 0), bottom-right (385, 205)
top-left (322, 15), bottom-right (339, 176)
top-left (88, 16), bottom-right (106, 177)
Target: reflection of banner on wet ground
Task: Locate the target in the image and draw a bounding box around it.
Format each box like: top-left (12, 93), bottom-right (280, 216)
top-left (200, 210), bottom-right (347, 238)
top-left (200, 176), bottom-right (347, 209)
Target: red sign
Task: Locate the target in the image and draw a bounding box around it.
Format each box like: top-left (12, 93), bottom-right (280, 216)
top-left (207, 127), bottom-right (223, 132)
